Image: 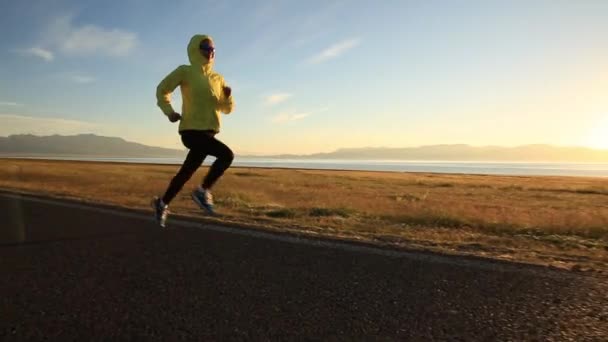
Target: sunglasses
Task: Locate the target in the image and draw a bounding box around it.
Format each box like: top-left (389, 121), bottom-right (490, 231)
top-left (199, 42), bottom-right (216, 54)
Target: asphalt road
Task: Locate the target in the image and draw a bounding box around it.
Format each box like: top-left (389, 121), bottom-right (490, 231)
top-left (1, 193), bottom-right (607, 341)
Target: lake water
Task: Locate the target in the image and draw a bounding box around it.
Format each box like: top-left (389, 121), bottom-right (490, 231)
top-left (4, 156), bottom-right (608, 177)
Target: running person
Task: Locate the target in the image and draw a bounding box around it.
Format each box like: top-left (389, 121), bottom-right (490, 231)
top-left (152, 34), bottom-right (235, 227)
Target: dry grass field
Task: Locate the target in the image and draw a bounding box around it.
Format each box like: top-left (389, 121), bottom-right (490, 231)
top-left (1, 158), bottom-right (607, 271)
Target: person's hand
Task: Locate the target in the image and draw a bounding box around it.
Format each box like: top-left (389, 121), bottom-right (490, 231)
top-left (167, 112), bottom-right (181, 123)
top-left (223, 86), bottom-right (232, 98)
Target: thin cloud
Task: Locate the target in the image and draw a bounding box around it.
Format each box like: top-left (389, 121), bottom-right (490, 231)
top-left (46, 15), bottom-right (138, 57)
top-left (291, 113), bottom-right (310, 120)
top-left (17, 47), bottom-right (54, 61)
top-left (71, 75), bottom-right (95, 84)
top-left (67, 73), bottom-right (96, 84)
top-left (0, 114), bottom-right (103, 136)
top-left (0, 101), bottom-right (22, 106)
top-left (271, 106), bottom-right (328, 123)
top-left (272, 111), bottom-right (311, 123)
top-left (265, 93), bottom-right (292, 106)
top-left (309, 38), bottom-right (360, 64)
top-left (53, 72), bottom-right (96, 84)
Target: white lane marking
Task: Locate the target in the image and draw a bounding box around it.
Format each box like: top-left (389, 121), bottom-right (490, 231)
top-left (0, 192), bottom-right (568, 275)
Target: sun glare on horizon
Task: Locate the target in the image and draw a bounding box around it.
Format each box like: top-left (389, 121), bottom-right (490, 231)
top-left (583, 115), bottom-right (608, 150)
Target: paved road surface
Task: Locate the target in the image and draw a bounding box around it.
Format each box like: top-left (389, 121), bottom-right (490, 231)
top-left (1, 193), bottom-right (606, 340)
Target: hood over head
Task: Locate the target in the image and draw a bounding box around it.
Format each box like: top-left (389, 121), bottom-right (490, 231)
top-left (187, 34), bottom-right (214, 72)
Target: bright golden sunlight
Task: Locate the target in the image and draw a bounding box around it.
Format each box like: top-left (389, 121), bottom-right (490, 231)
top-left (584, 115), bottom-right (608, 150)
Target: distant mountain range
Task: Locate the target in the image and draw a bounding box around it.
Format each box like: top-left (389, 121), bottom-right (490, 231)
top-left (1, 134), bottom-right (608, 162)
top-left (0, 134), bottom-right (185, 158)
top-left (267, 144), bottom-right (608, 162)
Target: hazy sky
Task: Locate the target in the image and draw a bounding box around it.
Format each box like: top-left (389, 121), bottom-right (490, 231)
top-left (1, 0), bottom-right (608, 154)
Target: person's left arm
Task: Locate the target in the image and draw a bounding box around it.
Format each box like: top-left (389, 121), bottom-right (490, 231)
top-left (217, 76), bottom-right (234, 114)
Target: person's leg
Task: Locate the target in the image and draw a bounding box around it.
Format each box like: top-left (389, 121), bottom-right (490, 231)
top-left (201, 136), bottom-right (234, 189)
top-left (189, 134), bottom-right (233, 214)
top-left (161, 149), bottom-right (205, 204)
top-left (153, 131), bottom-right (208, 226)
top-left (160, 131), bottom-right (208, 204)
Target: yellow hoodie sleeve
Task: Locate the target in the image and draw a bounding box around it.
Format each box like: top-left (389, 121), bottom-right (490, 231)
top-left (156, 65), bottom-right (185, 115)
top-left (217, 77), bottom-right (234, 114)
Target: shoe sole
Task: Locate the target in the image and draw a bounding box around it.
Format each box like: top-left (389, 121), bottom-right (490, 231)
top-left (191, 193), bottom-right (218, 216)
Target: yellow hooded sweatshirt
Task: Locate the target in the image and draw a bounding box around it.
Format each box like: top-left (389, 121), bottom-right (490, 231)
top-left (156, 34), bottom-right (234, 133)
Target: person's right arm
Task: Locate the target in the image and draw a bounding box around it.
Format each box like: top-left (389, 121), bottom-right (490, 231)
top-left (156, 65), bottom-right (185, 122)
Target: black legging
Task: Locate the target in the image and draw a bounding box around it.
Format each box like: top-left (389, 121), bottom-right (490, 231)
top-left (162, 130), bottom-right (234, 204)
